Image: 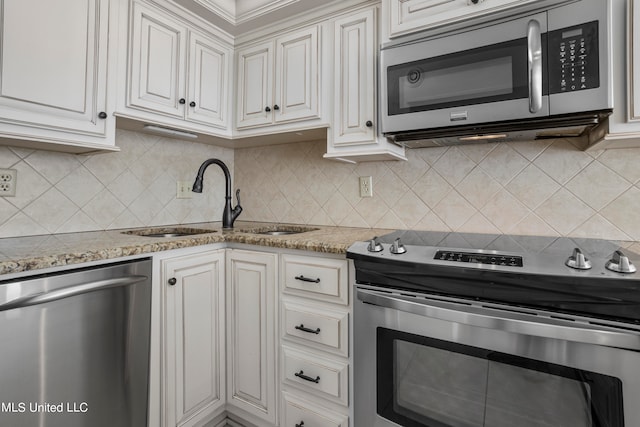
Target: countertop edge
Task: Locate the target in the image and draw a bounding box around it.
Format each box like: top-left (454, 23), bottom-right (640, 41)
top-left (0, 222), bottom-right (389, 276)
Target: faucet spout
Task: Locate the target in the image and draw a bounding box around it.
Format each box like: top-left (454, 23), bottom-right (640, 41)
top-left (192, 159), bottom-right (242, 228)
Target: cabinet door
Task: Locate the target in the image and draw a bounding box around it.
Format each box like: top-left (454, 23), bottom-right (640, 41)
top-left (163, 250), bottom-right (226, 427)
top-left (388, 0), bottom-right (544, 38)
top-left (186, 31), bottom-right (231, 129)
top-left (227, 249), bottom-right (278, 425)
top-left (333, 9), bottom-right (376, 146)
top-left (630, 0), bottom-right (640, 122)
top-left (236, 42), bottom-right (274, 128)
top-left (274, 26), bottom-right (319, 123)
top-left (129, 2), bottom-right (186, 118)
top-left (0, 0), bottom-right (109, 136)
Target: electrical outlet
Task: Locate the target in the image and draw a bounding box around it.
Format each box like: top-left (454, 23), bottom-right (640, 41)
top-left (176, 181), bottom-right (193, 199)
top-left (0, 169), bottom-right (17, 197)
top-left (359, 176), bottom-right (373, 198)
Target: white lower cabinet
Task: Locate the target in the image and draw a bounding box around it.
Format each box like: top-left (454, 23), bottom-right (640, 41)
top-left (283, 392), bottom-right (349, 427)
top-left (160, 248), bottom-right (226, 427)
top-left (280, 253), bottom-right (351, 427)
top-left (226, 249), bottom-right (279, 425)
top-left (156, 247), bottom-right (351, 427)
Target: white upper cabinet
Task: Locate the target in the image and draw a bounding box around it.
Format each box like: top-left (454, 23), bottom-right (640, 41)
top-left (0, 0), bottom-right (117, 153)
top-left (587, 0), bottom-right (640, 148)
top-left (129, 3), bottom-right (186, 118)
top-left (383, 0), bottom-right (546, 40)
top-left (124, 0), bottom-right (233, 134)
top-left (631, 0), bottom-right (640, 124)
top-left (236, 41), bottom-right (275, 128)
top-left (325, 5), bottom-right (405, 162)
top-left (236, 25), bottom-right (320, 130)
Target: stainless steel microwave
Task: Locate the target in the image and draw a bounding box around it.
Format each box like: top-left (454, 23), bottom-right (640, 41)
top-left (380, 0), bottom-right (613, 147)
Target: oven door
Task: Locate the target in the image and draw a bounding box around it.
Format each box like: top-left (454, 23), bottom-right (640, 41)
top-left (380, 12), bottom-right (549, 135)
top-left (354, 286), bottom-right (640, 427)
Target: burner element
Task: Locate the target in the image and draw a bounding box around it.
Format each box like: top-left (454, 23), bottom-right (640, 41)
top-left (606, 251), bottom-right (637, 274)
top-left (565, 247), bottom-right (592, 270)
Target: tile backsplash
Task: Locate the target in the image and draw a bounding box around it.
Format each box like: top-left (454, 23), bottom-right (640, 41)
top-left (0, 129), bottom-right (232, 238)
top-left (235, 138), bottom-right (640, 241)
top-left (1, 130), bottom-right (639, 241)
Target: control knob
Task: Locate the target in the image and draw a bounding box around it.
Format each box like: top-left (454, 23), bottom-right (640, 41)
top-left (367, 236), bottom-right (383, 253)
top-left (605, 250), bottom-right (637, 274)
top-left (565, 248), bottom-right (592, 270)
top-left (390, 238), bottom-right (407, 254)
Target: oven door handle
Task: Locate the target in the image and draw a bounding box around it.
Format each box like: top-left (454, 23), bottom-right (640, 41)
top-left (357, 288), bottom-right (640, 351)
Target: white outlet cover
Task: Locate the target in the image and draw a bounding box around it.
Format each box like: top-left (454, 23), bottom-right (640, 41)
top-left (0, 169), bottom-right (17, 197)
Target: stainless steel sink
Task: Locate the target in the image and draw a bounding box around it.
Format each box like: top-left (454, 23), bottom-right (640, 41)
top-left (122, 227), bottom-right (216, 238)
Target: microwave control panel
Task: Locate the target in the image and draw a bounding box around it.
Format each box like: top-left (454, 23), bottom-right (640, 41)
top-left (548, 21), bottom-right (599, 94)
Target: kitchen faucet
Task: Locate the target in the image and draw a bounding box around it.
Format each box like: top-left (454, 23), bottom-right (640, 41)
top-left (192, 159), bottom-right (242, 229)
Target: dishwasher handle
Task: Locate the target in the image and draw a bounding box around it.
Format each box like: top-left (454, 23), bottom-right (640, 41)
top-left (0, 275), bottom-right (148, 312)
top-left (357, 288), bottom-right (640, 351)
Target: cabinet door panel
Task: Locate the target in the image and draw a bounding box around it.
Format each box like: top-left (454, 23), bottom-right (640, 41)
top-left (275, 26), bottom-right (319, 123)
top-left (333, 9), bottom-right (376, 146)
top-left (236, 43), bottom-right (273, 128)
top-left (0, 0), bottom-right (108, 135)
top-left (163, 250), bottom-right (225, 427)
top-left (631, 0), bottom-right (640, 122)
top-left (129, 3), bottom-right (185, 118)
top-left (227, 250), bottom-right (277, 424)
top-left (388, 0), bottom-right (546, 38)
top-left (187, 32), bottom-right (230, 128)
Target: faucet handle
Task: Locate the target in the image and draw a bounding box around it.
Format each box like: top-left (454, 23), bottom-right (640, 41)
top-left (235, 189), bottom-right (241, 207)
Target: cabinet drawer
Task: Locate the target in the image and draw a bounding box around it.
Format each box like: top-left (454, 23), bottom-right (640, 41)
top-left (283, 393), bottom-right (349, 427)
top-left (282, 300), bottom-right (348, 357)
top-left (282, 255), bottom-right (348, 305)
top-left (282, 346), bottom-right (348, 406)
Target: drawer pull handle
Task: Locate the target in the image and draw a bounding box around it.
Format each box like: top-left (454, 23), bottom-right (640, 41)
top-left (295, 324), bottom-right (320, 334)
top-left (295, 370), bottom-right (320, 383)
top-left (295, 422), bottom-right (304, 427)
top-left (295, 275), bottom-right (320, 283)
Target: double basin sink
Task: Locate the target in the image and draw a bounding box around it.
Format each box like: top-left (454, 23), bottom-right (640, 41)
top-left (122, 225), bottom-right (318, 238)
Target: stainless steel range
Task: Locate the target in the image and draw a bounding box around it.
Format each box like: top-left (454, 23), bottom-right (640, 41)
top-left (347, 231), bottom-right (640, 427)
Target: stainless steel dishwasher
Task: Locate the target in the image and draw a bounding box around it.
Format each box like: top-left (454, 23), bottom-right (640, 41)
top-left (0, 258), bottom-right (152, 427)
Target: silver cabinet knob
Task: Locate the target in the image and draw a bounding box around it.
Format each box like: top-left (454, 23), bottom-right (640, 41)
top-left (390, 238), bottom-right (407, 254)
top-left (367, 237), bottom-right (383, 252)
top-left (606, 250), bottom-right (637, 274)
top-left (565, 248), bottom-right (591, 270)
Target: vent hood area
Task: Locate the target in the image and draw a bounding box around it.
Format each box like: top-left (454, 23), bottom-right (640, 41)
top-left (385, 110), bottom-right (612, 149)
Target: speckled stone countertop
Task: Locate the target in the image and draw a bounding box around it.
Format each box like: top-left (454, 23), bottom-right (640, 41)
top-left (0, 221), bottom-right (393, 276)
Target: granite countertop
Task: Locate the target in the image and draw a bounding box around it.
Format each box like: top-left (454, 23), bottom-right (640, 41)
top-left (0, 221), bottom-right (392, 276)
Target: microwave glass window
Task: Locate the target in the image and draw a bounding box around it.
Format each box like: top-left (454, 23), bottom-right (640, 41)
top-left (377, 328), bottom-right (624, 427)
top-left (387, 38), bottom-right (530, 115)
top-left (399, 57), bottom-right (514, 109)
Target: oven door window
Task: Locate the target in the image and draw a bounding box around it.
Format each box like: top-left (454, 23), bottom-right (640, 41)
top-left (377, 328), bottom-right (623, 427)
top-left (386, 37), bottom-right (538, 115)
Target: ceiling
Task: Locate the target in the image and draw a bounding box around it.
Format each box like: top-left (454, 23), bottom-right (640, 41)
top-left (172, 0), bottom-right (336, 35)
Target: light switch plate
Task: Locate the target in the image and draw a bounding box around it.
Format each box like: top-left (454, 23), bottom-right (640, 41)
top-left (176, 181), bottom-right (192, 199)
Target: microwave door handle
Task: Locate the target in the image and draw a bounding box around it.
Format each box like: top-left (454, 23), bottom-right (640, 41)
top-left (527, 19), bottom-right (543, 113)
top-left (356, 288), bottom-right (640, 351)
